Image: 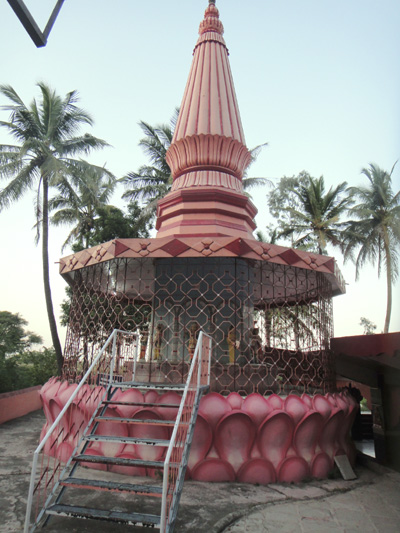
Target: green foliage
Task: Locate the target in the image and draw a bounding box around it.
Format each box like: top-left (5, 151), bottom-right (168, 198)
top-left (0, 83), bottom-right (112, 372)
top-left (0, 311), bottom-right (42, 360)
top-left (343, 163), bottom-right (400, 332)
top-left (267, 172), bottom-right (352, 254)
top-left (0, 311), bottom-right (56, 393)
top-left (50, 166), bottom-right (116, 251)
top-left (0, 348), bottom-right (58, 393)
top-left (88, 202), bottom-right (151, 246)
top-left (360, 317), bottom-right (377, 335)
top-left (120, 111), bottom-right (178, 225)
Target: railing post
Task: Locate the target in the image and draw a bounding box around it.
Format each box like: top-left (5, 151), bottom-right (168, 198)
top-left (109, 330), bottom-right (117, 388)
top-left (24, 451), bottom-right (39, 532)
top-left (132, 330), bottom-right (139, 382)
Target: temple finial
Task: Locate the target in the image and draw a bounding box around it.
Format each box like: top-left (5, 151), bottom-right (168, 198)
top-left (199, 0), bottom-right (223, 36)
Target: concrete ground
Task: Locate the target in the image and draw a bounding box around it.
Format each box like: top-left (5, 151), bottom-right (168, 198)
top-left (1, 410), bottom-right (399, 533)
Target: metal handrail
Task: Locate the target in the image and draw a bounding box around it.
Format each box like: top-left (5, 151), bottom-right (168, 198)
top-left (160, 331), bottom-right (212, 532)
top-left (24, 329), bottom-right (137, 533)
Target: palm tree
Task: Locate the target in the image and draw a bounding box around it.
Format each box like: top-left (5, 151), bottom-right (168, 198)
top-left (276, 174), bottom-right (352, 254)
top-left (120, 110), bottom-right (178, 225)
top-left (120, 109), bottom-right (270, 225)
top-left (50, 166), bottom-right (116, 251)
top-left (0, 83), bottom-right (110, 372)
top-left (343, 163), bottom-right (400, 333)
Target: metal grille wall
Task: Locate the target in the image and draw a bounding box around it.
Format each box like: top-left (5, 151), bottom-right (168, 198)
top-left (63, 257), bottom-right (334, 395)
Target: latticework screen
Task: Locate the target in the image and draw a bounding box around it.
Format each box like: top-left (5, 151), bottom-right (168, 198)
top-left (63, 257), bottom-right (334, 395)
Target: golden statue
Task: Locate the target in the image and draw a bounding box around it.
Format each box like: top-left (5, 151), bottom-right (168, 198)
top-left (153, 324), bottom-right (163, 360)
top-left (188, 322), bottom-right (199, 359)
top-left (227, 326), bottom-right (238, 364)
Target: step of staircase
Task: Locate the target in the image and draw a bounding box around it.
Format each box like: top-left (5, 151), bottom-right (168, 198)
top-left (46, 504), bottom-right (161, 527)
top-left (84, 434), bottom-right (173, 447)
top-left (114, 381), bottom-right (185, 391)
top-left (60, 477), bottom-right (163, 496)
top-left (95, 415), bottom-right (177, 426)
top-left (74, 454), bottom-right (177, 469)
top-left (102, 400), bottom-right (180, 408)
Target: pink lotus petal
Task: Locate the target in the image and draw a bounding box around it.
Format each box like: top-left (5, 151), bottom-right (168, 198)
top-left (226, 392), bottom-right (243, 410)
top-left (215, 412), bottom-right (256, 473)
top-left (258, 411), bottom-right (294, 467)
top-left (48, 399), bottom-right (62, 425)
top-left (56, 383), bottom-right (78, 407)
top-left (156, 391), bottom-right (181, 421)
top-left (56, 441), bottom-right (74, 465)
top-left (242, 393), bottom-right (272, 426)
top-left (319, 411), bottom-right (345, 457)
top-left (334, 393), bottom-right (349, 416)
top-left (278, 456), bottom-right (309, 483)
top-left (313, 394), bottom-right (332, 421)
top-left (129, 408), bottom-right (168, 462)
top-left (84, 386), bottom-right (106, 418)
top-left (65, 403), bottom-right (89, 443)
top-left (301, 394), bottom-right (313, 408)
top-left (115, 389), bottom-right (144, 418)
top-left (199, 392), bottom-right (231, 430)
top-left (284, 395), bottom-right (308, 425)
top-left (237, 458), bottom-right (276, 484)
top-left (326, 392), bottom-right (338, 408)
top-left (267, 394), bottom-right (283, 410)
top-left (191, 458), bottom-right (235, 482)
top-left (188, 414), bottom-right (213, 471)
top-left (293, 412), bottom-right (324, 462)
top-left (144, 390), bottom-right (159, 404)
top-left (94, 408), bottom-right (129, 457)
top-left (311, 452), bottom-right (333, 479)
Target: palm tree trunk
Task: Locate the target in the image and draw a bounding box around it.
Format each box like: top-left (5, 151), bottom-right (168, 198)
top-left (42, 176), bottom-right (64, 373)
top-left (383, 228), bottom-right (392, 333)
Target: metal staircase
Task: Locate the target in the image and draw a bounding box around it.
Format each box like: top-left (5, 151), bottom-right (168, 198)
top-left (25, 330), bottom-right (212, 533)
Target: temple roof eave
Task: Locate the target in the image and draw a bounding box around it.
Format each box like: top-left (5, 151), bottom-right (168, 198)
top-left (59, 236), bottom-right (346, 296)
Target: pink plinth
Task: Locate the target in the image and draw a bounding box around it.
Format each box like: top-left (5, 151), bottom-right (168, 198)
top-left (40, 381), bottom-right (358, 484)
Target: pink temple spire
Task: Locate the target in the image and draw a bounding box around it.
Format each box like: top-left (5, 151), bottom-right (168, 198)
top-left (156, 1), bottom-right (257, 239)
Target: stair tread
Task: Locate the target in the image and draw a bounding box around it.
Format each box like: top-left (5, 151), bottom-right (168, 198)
top-left (84, 434), bottom-right (171, 446)
top-left (74, 453), bottom-right (173, 468)
top-left (95, 415), bottom-right (177, 425)
top-left (46, 504), bottom-right (161, 526)
top-left (114, 381), bottom-right (185, 390)
top-left (61, 477), bottom-right (162, 494)
top-left (102, 400), bottom-right (180, 408)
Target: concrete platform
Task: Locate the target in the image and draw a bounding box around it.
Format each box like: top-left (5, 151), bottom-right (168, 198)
top-left (1, 411), bottom-right (399, 532)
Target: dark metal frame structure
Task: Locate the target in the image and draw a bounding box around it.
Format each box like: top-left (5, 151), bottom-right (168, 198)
top-left (7, 0), bottom-right (65, 47)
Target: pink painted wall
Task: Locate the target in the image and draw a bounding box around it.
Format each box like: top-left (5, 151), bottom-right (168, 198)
top-left (0, 385), bottom-right (42, 424)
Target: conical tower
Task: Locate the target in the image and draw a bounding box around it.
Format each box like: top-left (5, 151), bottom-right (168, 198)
top-left (156, 0), bottom-right (257, 239)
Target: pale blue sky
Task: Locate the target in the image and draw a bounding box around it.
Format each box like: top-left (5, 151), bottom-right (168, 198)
top-left (0, 0), bottom-right (399, 345)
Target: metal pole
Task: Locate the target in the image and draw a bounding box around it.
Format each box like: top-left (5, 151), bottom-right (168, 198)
top-left (24, 451), bottom-right (39, 532)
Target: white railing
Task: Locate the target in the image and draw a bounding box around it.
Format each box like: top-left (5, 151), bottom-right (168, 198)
top-left (160, 331), bottom-right (212, 533)
top-left (24, 329), bottom-right (138, 533)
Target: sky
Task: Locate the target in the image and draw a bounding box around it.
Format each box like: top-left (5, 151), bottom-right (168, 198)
top-left (0, 0), bottom-right (399, 348)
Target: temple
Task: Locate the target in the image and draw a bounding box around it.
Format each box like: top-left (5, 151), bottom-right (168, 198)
top-left (44, 1), bottom-right (357, 487)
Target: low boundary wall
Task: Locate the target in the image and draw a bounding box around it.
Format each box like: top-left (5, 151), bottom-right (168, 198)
top-left (0, 386), bottom-right (42, 424)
